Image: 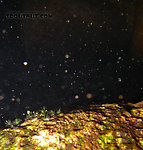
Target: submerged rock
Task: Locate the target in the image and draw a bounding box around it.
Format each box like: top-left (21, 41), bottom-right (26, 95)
top-left (0, 102), bottom-right (143, 149)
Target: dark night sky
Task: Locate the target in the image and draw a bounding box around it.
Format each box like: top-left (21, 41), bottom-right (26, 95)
top-left (0, 0), bottom-right (143, 127)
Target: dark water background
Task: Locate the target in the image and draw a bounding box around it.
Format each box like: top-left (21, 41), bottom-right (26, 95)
top-left (0, 0), bottom-right (143, 128)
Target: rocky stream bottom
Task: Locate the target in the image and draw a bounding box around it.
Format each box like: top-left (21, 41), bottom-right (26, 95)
top-left (0, 102), bottom-right (143, 150)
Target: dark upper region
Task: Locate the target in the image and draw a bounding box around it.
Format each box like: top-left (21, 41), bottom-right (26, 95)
top-left (0, 0), bottom-right (143, 128)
